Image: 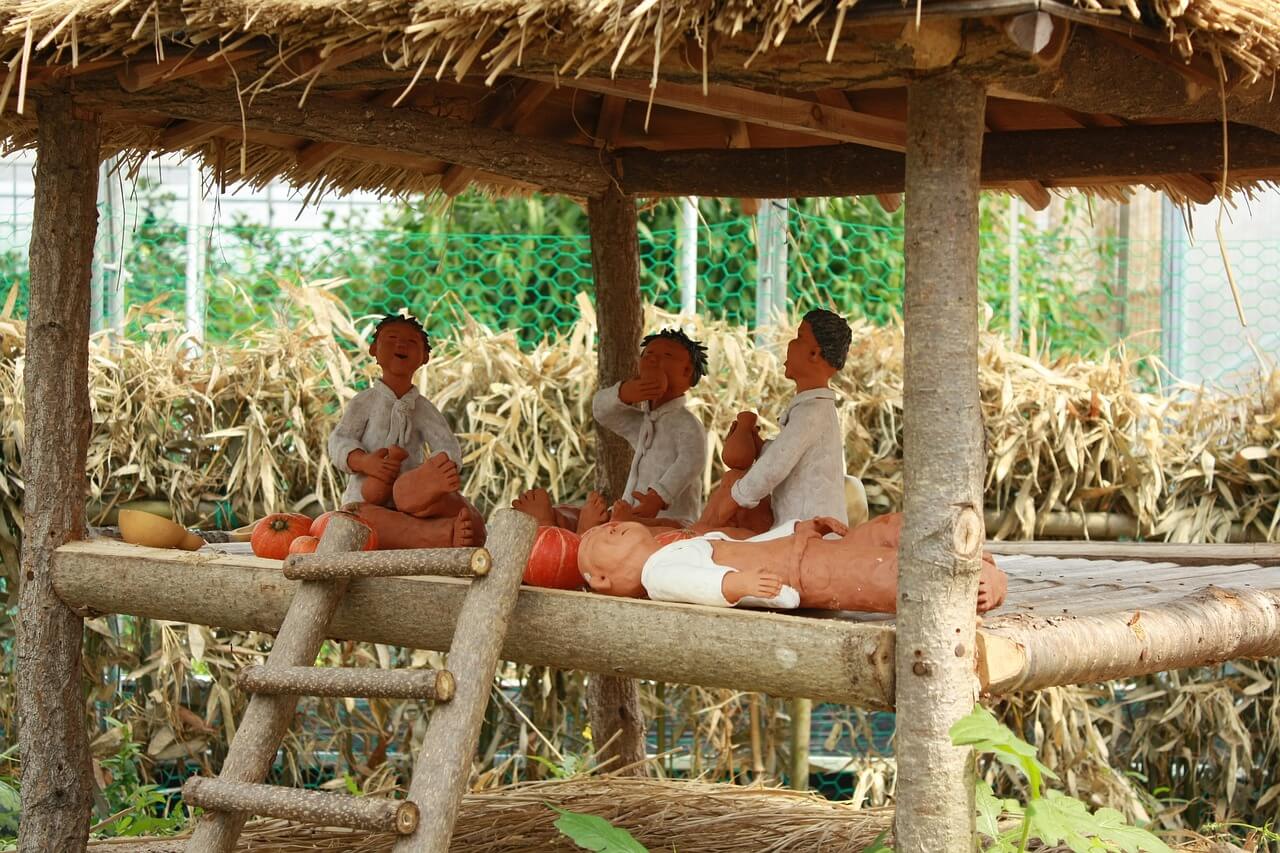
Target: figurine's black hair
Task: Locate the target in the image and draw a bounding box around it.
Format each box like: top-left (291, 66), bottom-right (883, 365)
top-left (372, 312), bottom-right (431, 354)
top-left (803, 308), bottom-right (852, 370)
top-left (641, 328), bottom-right (710, 386)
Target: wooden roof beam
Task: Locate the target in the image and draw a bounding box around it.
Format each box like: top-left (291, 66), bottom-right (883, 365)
top-left (527, 74), bottom-right (907, 152)
top-left (594, 95), bottom-right (627, 148)
top-left (440, 80), bottom-right (556, 197)
top-left (71, 80), bottom-right (611, 197)
top-left (618, 123), bottom-right (1280, 198)
top-left (117, 49), bottom-right (260, 93)
top-left (157, 120), bottom-right (222, 149)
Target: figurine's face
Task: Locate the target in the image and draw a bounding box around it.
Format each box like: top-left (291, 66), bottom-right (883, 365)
top-left (578, 522), bottom-right (652, 598)
top-left (639, 338), bottom-right (694, 399)
top-left (783, 320), bottom-right (832, 383)
top-left (371, 322), bottom-right (429, 380)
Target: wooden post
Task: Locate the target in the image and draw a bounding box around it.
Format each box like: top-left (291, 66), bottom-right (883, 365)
top-left (893, 72), bottom-right (988, 853)
top-left (586, 183), bottom-right (648, 775)
top-left (18, 91), bottom-right (99, 853)
top-left (788, 698), bottom-right (811, 792)
top-left (187, 514), bottom-right (370, 852)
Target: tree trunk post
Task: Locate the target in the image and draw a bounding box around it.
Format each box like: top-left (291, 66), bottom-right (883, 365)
top-left (586, 183), bottom-right (648, 775)
top-left (893, 72), bottom-right (988, 853)
top-left (18, 91), bottom-right (100, 853)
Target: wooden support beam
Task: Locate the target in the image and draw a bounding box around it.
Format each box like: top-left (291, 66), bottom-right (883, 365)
top-left (893, 73), bottom-right (987, 853)
top-left (594, 94), bottom-right (628, 148)
top-left (533, 74), bottom-right (907, 151)
top-left (51, 541), bottom-right (899, 707)
top-left (183, 778), bottom-right (419, 835)
top-left (1089, 26), bottom-right (1220, 90)
top-left (157, 120), bottom-right (221, 150)
top-left (187, 514), bottom-right (370, 851)
top-left (71, 81), bottom-right (612, 197)
top-left (117, 49), bottom-right (259, 92)
top-left (985, 540), bottom-right (1280, 566)
top-left (586, 184), bottom-right (649, 776)
top-left (283, 546), bottom-right (491, 580)
top-left (19, 90), bottom-right (99, 853)
top-left (238, 665), bottom-right (455, 701)
top-left (618, 123), bottom-right (1280, 198)
top-left (295, 140), bottom-right (349, 173)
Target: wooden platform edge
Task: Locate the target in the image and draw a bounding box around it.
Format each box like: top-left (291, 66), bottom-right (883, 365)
top-left (986, 540), bottom-right (1280, 566)
top-left (50, 540), bottom-right (898, 709)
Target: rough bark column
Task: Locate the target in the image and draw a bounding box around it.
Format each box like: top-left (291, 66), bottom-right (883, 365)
top-left (893, 73), bottom-right (987, 853)
top-left (18, 91), bottom-right (100, 853)
top-left (585, 183), bottom-right (647, 774)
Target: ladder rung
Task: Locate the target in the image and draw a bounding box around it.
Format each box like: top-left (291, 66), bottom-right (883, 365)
top-left (237, 665), bottom-right (454, 701)
top-left (182, 776), bottom-right (418, 834)
top-left (283, 546), bottom-right (491, 580)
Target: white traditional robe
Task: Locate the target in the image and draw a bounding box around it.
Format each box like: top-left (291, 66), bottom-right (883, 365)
top-left (328, 382), bottom-right (462, 506)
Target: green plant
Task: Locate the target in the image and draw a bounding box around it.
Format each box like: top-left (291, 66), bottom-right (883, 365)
top-left (94, 722), bottom-right (188, 838)
top-left (549, 806), bottom-right (648, 852)
top-left (951, 706), bottom-right (1172, 853)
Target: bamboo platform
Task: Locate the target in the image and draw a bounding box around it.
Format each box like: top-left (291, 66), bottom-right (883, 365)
top-left (52, 540), bottom-right (1280, 709)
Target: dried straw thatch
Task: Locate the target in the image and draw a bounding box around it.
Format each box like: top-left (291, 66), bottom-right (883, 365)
top-left (88, 778), bottom-right (896, 852)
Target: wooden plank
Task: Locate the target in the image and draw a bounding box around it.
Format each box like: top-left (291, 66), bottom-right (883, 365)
top-left (594, 95), bottom-right (627, 148)
top-left (283, 546), bottom-right (491, 580)
top-left (985, 540), bottom-right (1280, 566)
top-left (158, 120), bottom-right (221, 149)
top-left (183, 778), bottom-right (418, 835)
top-left (117, 49), bottom-right (259, 92)
top-left (51, 539), bottom-right (899, 708)
top-left (532, 74), bottom-right (906, 151)
top-left (618, 123), bottom-right (1280, 198)
top-left (440, 81), bottom-right (556, 196)
top-left (238, 665), bottom-right (454, 701)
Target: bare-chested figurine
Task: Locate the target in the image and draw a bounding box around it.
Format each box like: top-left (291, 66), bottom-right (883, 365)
top-left (577, 512), bottom-right (1007, 613)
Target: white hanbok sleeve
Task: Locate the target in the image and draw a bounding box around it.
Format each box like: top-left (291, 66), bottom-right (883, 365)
top-left (416, 399), bottom-right (462, 465)
top-left (652, 413), bottom-right (707, 507)
top-left (328, 391), bottom-right (372, 474)
top-left (730, 403), bottom-right (821, 509)
top-left (591, 382), bottom-right (644, 447)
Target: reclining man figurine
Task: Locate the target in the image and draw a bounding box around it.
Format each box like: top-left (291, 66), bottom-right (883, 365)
top-left (328, 312), bottom-right (485, 548)
top-left (514, 328), bottom-right (709, 533)
top-left (577, 513), bottom-right (1007, 613)
top-left (696, 309), bottom-right (853, 534)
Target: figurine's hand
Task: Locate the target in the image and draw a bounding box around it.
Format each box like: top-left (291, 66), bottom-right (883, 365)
top-left (796, 517), bottom-right (849, 539)
top-left (723, 570), bottom-right (784, 603)
top-left (629, 489), bottom-right (667, 518)
top-left (366, 447), bottom-right (406, 482)
top-left (698, 485), bottom-right (741, 531)
top-left (618, 374), bottom-right (667, 404)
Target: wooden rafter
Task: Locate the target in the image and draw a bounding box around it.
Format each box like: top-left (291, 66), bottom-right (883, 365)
top-left (814, 88), bottom-right (904, 212)
top-left (528, 74), bottom-right (907, 152)
top-left (594, 95), bottom-right (628, 148)
top-left (440, 80), bottom-right (556, 197)
top-left (71, 80), bottom-right (612, 197)
top-left (117, 49), bottom-right (259, 93)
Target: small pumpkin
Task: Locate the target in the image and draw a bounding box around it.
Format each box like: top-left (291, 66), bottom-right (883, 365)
top-left (288, 535), bottom-right (320, 555)
top-left (250, 513), bottom-right (312, 560)
top-left (522, 526), bottom-right (582, 590)
top-left (310, 511), bottom-right (379, 551)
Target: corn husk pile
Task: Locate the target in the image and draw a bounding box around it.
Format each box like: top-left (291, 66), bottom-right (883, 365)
top-left (5, 284), bottom-right (1280, 833)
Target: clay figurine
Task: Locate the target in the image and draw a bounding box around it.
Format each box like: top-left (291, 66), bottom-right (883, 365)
top-left (327, 313), bottom-right (484, 548)
top-left (696, 309), bottom-right (852, 533)
top-left (577, 513), bottom-right (1007, 613)
top-left (514, 328), bottom-right (709, 533)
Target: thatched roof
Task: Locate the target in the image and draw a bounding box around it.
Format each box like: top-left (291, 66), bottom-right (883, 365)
top-left (1, 0), bottom-right (1279, 203)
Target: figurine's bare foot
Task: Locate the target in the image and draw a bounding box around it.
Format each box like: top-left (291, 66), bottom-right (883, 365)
top-left (610, 499), bottom-right (636, 524)
top-left (452, 508), bottom-right (479, 547)
top-left (394, 452), bottom-right (461, 516)
top-left (576, 492), bottom-right (611, 534)
top-left (512, 488), bottom-right (556, 527)
top-left (977, 555), bottom-right (1007, 613)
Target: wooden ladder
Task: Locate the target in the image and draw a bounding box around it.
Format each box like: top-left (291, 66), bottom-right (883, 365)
top-left (182, 509), bottom-right (536, 853)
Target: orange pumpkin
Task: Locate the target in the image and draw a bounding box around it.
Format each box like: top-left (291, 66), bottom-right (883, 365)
top-left (288, 535), bottom-right (320, 555)
top-left (522, 526), bottom-right (582, 590)
top-left (654, 528), bottom-right (696, 547)
top-left (250, 513), bottom-right (312, 560)
top-left (310, 511), bottom-right (378, 551)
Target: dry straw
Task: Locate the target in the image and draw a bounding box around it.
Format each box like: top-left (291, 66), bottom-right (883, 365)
top-left (4, 283), bottom-right (1280, 834)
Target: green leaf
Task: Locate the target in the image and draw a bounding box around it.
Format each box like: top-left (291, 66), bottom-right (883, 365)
top-left (950, 706), bottom-right (1057, 797)
top-left (861, 828), bottom-right (894, 852)
top-left (549, 806), bottom-right (648, 852)
top-left (1024, 793), bottom-right (1172, 853)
